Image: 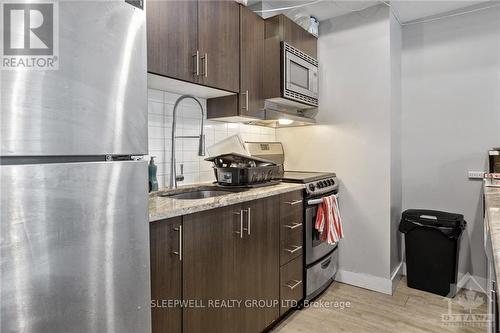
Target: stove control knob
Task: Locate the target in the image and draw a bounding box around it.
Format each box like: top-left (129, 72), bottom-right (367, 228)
top-left (308, 183), bottom-right (316, 191)
top-left (321, 181), bottom-right (327, 187)
top-left (327, 179), bottom-right (333, 186)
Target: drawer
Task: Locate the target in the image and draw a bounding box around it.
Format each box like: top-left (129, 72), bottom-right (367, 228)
top-left (306, 247), bottom-right (338, 299)
top-left (280, 220), bottom-right (303, 266)
top-left (280, 255), bottom-right (304, 316)
top-left (280, 191), bottom-right (303, 223)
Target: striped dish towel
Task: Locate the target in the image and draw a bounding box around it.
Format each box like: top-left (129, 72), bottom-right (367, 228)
top-left (315, 194), bottom-right (344, 244)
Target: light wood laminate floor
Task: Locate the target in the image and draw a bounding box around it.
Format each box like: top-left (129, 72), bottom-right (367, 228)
top-left (273, 278), bottom-right (487, 333)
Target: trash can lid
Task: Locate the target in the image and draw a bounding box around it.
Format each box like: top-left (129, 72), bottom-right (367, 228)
top-left (399, 209), bottom-right (466, 238)
top-left (402, 209), bottom-right (465, 228)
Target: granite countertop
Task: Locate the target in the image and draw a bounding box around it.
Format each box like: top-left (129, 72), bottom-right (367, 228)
top-left (149, 182), bottom-right (305, 222)
top-left (485, 186), bottom-right (500, 282)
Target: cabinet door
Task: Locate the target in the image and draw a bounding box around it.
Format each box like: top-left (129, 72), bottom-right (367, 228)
top-left (147, 0), bottom-right (198, 82)
top-left (150, 217), bottom-right (183, 333)
top-left (198, 0), bottom-right (240, 92)
top-left (239, 5), bottom-right (264, 116)
top-left (282, 15), bottom-right (317, 57)
top-left (237, 197), bottom-right (280, 332)
top-left (183, 205), bottom-right (241, 333)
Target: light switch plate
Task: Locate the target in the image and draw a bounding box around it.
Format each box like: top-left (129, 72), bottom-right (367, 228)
top-left (468, 171), bottom-right (485, 179)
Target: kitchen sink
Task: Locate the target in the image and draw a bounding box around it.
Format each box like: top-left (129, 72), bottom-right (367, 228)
top-left (157, 186), bottom-right (248, 200)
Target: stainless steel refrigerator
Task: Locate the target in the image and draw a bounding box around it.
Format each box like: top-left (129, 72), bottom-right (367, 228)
top-left (1, 1), bottom-right (151, 332)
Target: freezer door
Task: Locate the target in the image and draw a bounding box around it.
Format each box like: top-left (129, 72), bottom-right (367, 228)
top-left (1, 1), bottom-right (147, 156)
top-left (1, 161), bottom-right (151, 333)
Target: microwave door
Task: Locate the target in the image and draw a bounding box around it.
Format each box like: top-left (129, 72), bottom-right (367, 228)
top-left (285, 52), bottom-right (317, 99)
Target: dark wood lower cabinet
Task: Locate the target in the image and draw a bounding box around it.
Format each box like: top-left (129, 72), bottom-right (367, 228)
top-left (279, 255), bottom-right (304, 316)
top-left (150, 192), bottom-right (304, 333)
top-left (182, 205), bottom-right (240, 333)
top-left (237, 197), bottom-right (280, 333)
top-left (150, 217), bottom-right (183, 333)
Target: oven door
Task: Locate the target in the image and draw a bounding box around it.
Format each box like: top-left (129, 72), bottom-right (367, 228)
top-left (284, 48), bottom-right (318, 100)
top-left (305, 193), bottom-right (338, 266)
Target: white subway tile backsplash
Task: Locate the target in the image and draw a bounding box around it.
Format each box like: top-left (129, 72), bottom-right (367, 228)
top-left (149, 138), bottom-right (165, 151)
top-left (148, 89), bottom-right (164, 103)
top-left (149, 126), bottom-right (165, 139)
top-left (147, 88), bottom-right (276, 186)
top-left (148, 101), bottom-right (163, 116)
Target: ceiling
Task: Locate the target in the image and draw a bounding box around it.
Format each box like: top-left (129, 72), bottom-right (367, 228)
top-left (248, 0), bottom-right (495, 23)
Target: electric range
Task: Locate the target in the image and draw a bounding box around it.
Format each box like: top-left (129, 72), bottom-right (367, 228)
top-left (246, 142), bottom-right (339, 302)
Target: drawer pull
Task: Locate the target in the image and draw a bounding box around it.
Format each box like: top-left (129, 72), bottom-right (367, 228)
top-left (233, 210), bottom-right (244, 238)
top-left (284, 200), bottom-right (302, 206)
top-left (321, 258), bottom-right (332, 269)
top-left (285, 280), bottom-right (302, 290)
top-left (284, 223), bottom-right (302, 230)
top-left (284, 245), bottom-right (302, 254)
top-left (172, 225), bottom-right (183, 261)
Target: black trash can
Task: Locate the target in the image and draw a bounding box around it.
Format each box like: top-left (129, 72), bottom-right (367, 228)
top-left (399, 209), bottom-right (466, 297)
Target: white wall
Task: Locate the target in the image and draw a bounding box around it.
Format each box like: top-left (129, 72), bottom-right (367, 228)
top-left (390, 11), bottom-right (403, 278)
top-left (402, 6), bottom-right (500, 286)
top-left (277, 5), bottom-right (400, 293)
top-left (147, 89), bottom-right (276, 188)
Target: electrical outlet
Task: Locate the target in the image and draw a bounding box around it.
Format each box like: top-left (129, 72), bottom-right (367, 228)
top-left (468, 171), bottom-right (485, 179)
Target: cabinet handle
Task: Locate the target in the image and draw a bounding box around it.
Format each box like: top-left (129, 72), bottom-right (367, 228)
top-left (234, 210), bottom-right (243, 238)
top-left (172, 225), bottom-right (183, 261)
top-left (192, 51), bottom-right (199, 76)
top-left (284, 280), bottom-right (302, 290)
top-left (243, 207), bottom-right (251, 235)
top-left (284, 223), bottom-right (302, 230)
top-left (284, 200), bottom-right (302, 206)
top-left (284, 245), bottom-right (302, 254)
top-left (242, 208), bottom-right (251, 235)
top-left (200, 53), bottom-right (208, 77)
top-left (241, 90), bottom-right (249, 110)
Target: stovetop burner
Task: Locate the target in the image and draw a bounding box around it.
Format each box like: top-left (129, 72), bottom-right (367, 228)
top-left (281, 171), bottom-right (337, 183)
top-left (281, 171), bottom-right (338, 197)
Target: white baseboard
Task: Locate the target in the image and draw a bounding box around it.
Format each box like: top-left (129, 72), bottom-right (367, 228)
top-left (336, 269), bottom-right (393, 295)
top-left (457, 272), bottom-right (487, 293)
top-left (390, 262), bottom-right (404, 294)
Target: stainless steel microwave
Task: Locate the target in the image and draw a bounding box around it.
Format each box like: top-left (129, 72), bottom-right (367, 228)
top-left (282, 42), bottom-right (318, 107)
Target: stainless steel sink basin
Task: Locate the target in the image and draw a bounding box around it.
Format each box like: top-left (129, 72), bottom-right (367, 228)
top-left (157, 186), bottom-right (248, 200)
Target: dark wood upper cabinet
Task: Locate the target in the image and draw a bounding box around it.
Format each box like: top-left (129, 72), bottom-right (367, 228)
top-left (147, 0), bottom-right (239, 92)
top-left (182, 204), bottom-right (240, 333)
top-left (207, 5), bottom-right (264, 120)
top-left (237, 197), bottom-right (280, 332)
top-left (147, 0), bottom-right (198, 83)
top-left (239, 5), bottom-right (265, 116)
top-left (197, 0), bottom-right (240, 92)
top-left (263, 14), bottom-right (317, 100)
top-left (150, 217), bottom-right (183, 333)
top-left (265, 14), bottom-right (317, 58)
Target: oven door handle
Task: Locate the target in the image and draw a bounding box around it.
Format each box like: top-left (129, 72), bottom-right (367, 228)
top-left (307, 194), bottom-right (339, 206)
top-left (307, 198), bottom-right (323, 205)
